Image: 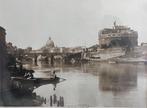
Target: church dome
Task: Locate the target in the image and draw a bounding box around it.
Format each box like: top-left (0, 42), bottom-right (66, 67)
top-left (46, 37), bottom-right (55, 48)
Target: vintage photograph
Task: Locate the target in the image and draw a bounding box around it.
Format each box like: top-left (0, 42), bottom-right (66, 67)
top-left (0, 0), bottom-right (147, 107)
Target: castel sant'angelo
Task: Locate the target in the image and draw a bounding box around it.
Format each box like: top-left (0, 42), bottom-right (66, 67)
top-left (98, 22), bottom-right (138, 49)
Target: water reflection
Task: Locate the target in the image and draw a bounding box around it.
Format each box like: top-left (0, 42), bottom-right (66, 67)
top-left (0, 87), bottom-right (46, 106)
top-left (10, 89), bottom-right (46, 106)
top-left (0, 77), bottom-right (64, 106)
top-left (6, 61), bottom-right (147, 107)
top-left (0, 63), bottom-right (65, 106)
top-left (98, 63), bottom-right (137, 92)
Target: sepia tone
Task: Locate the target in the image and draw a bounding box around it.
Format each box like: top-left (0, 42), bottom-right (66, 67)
top-left (0, 0), bottom-right (147, 107)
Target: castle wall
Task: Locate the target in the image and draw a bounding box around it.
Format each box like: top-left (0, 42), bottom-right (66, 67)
top-left (99, 26), bottom-right (138, 48)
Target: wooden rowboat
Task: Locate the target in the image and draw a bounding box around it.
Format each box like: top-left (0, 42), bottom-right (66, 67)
top-left (11, 76), bottom-right (63, 86)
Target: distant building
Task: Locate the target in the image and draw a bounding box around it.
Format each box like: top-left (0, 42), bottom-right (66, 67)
top-left (98, 22), bottom-right (138, 48)
top-left (42, 37), bottom-right (55, 49)
top-left (31, 37), bottom-right (83, 54)
top-left (0, 26), bottom-right (6, 50)
top-left (0, 26), bottom-right (10, 93)
top-left (7, 42), bottom-right (17, 55)
top-left (141, 42), bottom-right (147, 47)
top-left (24, 47), bottom-right (32, 53)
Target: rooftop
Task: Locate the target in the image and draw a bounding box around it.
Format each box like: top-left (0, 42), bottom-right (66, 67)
top-left (100, 22), bottom-right (136, 35)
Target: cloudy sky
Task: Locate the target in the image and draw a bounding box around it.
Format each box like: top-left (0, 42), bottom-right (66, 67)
top-left (0, 0), bottom-right (147, 49)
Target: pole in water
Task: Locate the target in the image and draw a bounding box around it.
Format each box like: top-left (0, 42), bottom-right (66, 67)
top-left (50, 95), bottom-right (52, 106)
top-left (57, 100), bottom-right (60, 107)
top-left (59, 96), bottom-right (62, 106)
top-left (53, 94), bottom-right (57, 104)
top-left (62, 96), bottom-right (64, 107)
top-left (44, 98), bottom-right (46, 104)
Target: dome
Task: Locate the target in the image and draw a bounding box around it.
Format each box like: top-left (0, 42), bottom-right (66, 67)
top-left (46, 37), bottom-right (55, 48)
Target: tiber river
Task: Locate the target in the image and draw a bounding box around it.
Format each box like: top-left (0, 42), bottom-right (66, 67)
top-left (24, 62), bottom-right (147, 107)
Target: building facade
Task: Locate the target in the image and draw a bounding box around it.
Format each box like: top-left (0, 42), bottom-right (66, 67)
top-left (0, 26), bottom-right (10, 94)
top-left (98, 22), bottom-right (138, 48)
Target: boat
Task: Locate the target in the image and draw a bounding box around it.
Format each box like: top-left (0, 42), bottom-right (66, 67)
top-left (11, 76), bottom-right (64, 86)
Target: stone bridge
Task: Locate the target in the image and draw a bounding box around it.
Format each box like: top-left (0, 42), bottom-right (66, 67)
top-left (15, 50), bottom-right (82, 64)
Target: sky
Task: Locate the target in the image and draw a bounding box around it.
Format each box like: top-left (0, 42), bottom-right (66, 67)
top-left (0, 0), bottom-right (147, 49)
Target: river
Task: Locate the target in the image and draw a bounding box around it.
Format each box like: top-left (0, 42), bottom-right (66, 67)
top-left (24, 62), bottom-right (147, 107)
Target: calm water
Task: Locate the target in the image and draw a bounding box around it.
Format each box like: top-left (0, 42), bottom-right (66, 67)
top-left (25, 62), bottom-right (147, 107)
